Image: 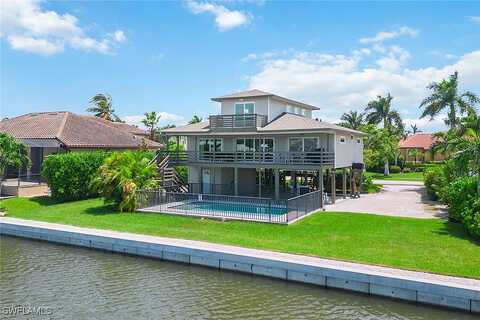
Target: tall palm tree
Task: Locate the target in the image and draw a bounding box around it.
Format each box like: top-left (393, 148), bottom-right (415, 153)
top-left (340, 110), bottom-right (365, 130)
top-left (141, 111), bottom-right (161, 140)
top-left (365, 93), bottom-right (404, 134)
top-left (420, 71), bottom-right (479, 129)
top-left (189, 115), bottom-right (202, 124)
top-left (86, 93), bottom-right (120, 122)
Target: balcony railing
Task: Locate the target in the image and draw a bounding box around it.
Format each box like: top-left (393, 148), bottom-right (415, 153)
top-left (209, 114), bottom-right (267, 132)
top-left (162, 150), bottom-right (334, 166)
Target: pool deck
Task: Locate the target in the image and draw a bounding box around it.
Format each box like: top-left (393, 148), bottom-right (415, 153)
top-left (1, 217), bottom-right (479, 314)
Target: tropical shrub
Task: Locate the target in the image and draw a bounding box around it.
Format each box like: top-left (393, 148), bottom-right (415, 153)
top-left (402, 167), bottom-right (412, 173)
top-left (461, 197), bottom-right (480, 238)
top-left (0, 133), bottom-right (30, 179)
top-left (389, 165), bottom-right (401, 173)
top-left (42, 152), bottom-right (109, 201)
top-left (362, 176), bottom-right (381, 193)
top-left (93, 151), bottom-right (158, 212)
top-left (442, 176), bottom-right (477, 222)
top-left (423, 166), bottom-right (447, 200)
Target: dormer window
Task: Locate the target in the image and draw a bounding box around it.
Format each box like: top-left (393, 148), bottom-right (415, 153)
top-left (235, 102), bottom-right (255, 114)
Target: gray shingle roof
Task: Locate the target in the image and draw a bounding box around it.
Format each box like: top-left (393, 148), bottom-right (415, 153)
top-left (211, 89), bottom-right (320, 110)
top-left (162, 113), bottom-right (366, 136)
top-left (0, 112), bottom-right (161, 149)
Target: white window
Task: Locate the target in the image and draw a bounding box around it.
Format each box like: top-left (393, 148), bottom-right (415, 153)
top-left (236, 138), bottom-right (274, 152)
top-left (339, 136), bottom-right (346, 144)
top-left (199, 138), bottom-right (222, 152)
top-left (294, 106), bottom-right (300, 115)
top-left (300, 108), bottom-right (306, 116)
top-left (286, 105), bottom-right (294, 113)
top-left (289, 137), bottom-right (319, 152)
top-left (235, 102), bottom-right (255, 114)
top-left (357, 138), bottom-right (361, 144)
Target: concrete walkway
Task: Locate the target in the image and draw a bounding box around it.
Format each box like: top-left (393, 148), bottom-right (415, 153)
top-left (326, 180), bottom-right (447, 219)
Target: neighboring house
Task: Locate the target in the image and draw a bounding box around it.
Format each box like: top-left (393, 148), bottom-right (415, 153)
top-left (0, 111), bottom-right (161, 177)
top-left (161, 89), bottom-right (366, 201)
top-left (399, 133), bottom-right (445, 163)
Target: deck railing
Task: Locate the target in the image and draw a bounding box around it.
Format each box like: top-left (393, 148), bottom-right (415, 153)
top-left (137, 188), bottom-right (323, 224)
top-left (163, 150), bottom-right (334, 166)
top-left (209, 114), bottom-right (267, 131)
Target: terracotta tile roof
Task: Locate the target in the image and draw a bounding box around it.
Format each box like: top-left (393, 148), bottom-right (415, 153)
top-left (0, 112), bottom-right (161, 149)
top-left (399, 133), bottom-right (437, 150)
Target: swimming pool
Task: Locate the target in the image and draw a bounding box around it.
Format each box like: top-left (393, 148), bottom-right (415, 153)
top-left (169, 200), bottom-right (288, 216)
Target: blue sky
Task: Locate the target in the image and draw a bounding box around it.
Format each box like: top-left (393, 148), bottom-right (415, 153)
top-left (1, 1), bottom-right (479, 132)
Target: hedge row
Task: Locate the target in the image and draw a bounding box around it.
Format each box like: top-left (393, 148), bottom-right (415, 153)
top-left (42, 152), bottom-right (109, 201)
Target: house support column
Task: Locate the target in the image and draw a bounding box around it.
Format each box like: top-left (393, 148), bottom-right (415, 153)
top-left (274, 169), bottom-right (280, 200)
top-left (331, 169), bottom-right (336, 204)
top-left (175, 136), bottom-right (180, 163)
top-left (234, 167), bottom-right (238, 196)
top-left (258, 169), bottom-right (262, 198)
top-left (292, 171), bottom-right (297, 195)
top-left (342, 168), bottom-right (347, 199)
top-left (319, 167), bottom-right (324, 208)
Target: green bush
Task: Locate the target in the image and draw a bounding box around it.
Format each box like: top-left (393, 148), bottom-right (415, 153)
top-left (389, 165), bottom-right (401, 173)
top-left (402, 167), bottom-right (412, 173)
top-left (423, 166), bottom-right (446, 200)
top-left (42, 152), bottom-right (109, 201)
top-left (461, 197), bottom-right (480, 239)
top-left (442, 176), bottom-right (477, 222)
top-left (93, 151), bottom-right (158, 212)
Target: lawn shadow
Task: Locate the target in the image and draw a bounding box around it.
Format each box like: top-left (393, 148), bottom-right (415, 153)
top-left (433, 220), bottom-right (480, 245)
top-left (83, 203), bottom-right (120, 216)
top-left (28, 196), bottom-right (66, 206)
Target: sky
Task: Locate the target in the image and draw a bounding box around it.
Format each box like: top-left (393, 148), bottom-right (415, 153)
top-left (1, 0), bottom-right (479, 132)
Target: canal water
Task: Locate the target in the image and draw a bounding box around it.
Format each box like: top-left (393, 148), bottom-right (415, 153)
top-left (0, 236), bottom-right (477, 320)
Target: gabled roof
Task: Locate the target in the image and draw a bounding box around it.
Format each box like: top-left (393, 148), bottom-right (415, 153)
top-left (211, 89), bottom-right (320, 111)
top-left (0, 112), bottom-right (161, 149)
top-left (399, 133), bottom-right (437, 150)
top-left (162, 113), bottom-right (366, 136)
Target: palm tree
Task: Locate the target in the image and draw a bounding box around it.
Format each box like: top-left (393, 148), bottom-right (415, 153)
top-left (340, 111), bottom-right (365, 130)
top-left (365, 93), bottom-right (404, 134)
top-left (410, 124), bottom-right (421, 134)
top-left (450, 110), bottom-right (480, 194)
top-left (86, 93), bottom-right (120, 122)
top-left (420, 71), bottom-right (479, 129)
top-left (408, 149), bottom-right (419, 165)
top-left (141, 112), bottom-right (161, 140)
top-left (189, 115), bottom-right (203, 124)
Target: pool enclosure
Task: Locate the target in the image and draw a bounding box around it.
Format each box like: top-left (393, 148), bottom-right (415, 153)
top-left (137, 189), bottom-right (324, 224)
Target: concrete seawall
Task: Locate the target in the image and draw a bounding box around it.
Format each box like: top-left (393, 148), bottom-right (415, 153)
top-left (1, 217), bottom-right (479, 314)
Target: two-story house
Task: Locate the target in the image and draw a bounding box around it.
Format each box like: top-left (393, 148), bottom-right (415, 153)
top-left (161, 89), bottom-right (365, 203)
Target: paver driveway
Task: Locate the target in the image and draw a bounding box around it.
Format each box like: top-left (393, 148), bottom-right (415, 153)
top-left (325, 181), bottom-right (447, 219)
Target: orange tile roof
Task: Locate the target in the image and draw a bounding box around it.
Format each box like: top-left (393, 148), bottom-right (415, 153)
top-left (399, 133), bottom-right (437, 150)
top-left (0, 112), bottom-right (161, 149)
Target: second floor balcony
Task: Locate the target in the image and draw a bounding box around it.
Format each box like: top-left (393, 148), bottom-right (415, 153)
top-left (209, 114), bottom-right (268, 132)
top-left (162, 150), bottom-right (334, 168)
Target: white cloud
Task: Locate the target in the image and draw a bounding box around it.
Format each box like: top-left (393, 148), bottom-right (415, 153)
top-left (1, 0), bottom-right (126, 55)
top-left (359, 26), bottom-right (419, 44)
top-left (469, 16), bottom-right (480, 23)
top-left (112, 30), bottom-right (126, 43)
top-left (186, 1), bottom-right (250, 31)
top-left (246, 48), bottom-right (480, 132)
top-left (403, 115), bottom-right (448, 132)
top-left (8, 35), bottom-right (64, 55)
top-left (122, 112), bottom-right (187, 128)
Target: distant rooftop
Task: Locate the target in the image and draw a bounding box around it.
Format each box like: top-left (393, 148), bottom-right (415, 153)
top-left (211, 89), bottom-right (320, 110)
top-left (399, 133), bottom-right (438, 150)
top-left (0, 111), bottom-right (160, 149)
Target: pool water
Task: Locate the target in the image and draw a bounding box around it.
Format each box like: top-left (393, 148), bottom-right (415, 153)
top-left (170, 200), bottom-right (288, 216)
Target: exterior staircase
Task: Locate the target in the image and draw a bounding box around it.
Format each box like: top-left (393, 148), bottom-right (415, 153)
top-left (155, 152), bottom-right (188, 193)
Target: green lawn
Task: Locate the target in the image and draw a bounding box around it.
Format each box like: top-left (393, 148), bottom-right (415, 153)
top-left (1, 197), bottom-right (479, 279)
top-left (365, 171), bottom-right (424, 181)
